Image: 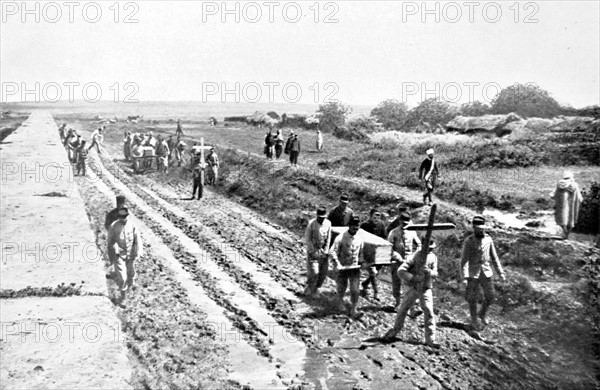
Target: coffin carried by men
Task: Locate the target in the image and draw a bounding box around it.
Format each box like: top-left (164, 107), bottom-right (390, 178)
top-left (330, 226), bottom-right (392, 267)
top-left (140, 146), bottom-right (156, 157)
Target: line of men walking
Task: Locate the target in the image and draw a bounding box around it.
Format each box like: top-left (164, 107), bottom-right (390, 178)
top-left (304, 193), bottom-right (506, 348)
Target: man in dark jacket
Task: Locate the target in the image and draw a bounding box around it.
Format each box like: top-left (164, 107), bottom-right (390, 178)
top-left (328, 193), bottom-right (354, 227)
top-left (419, 149), bottom-right (438, 206)
top-left (289, 134), bottom-right (301, 167)
top-left (284, 131), bottom-right (294, 155)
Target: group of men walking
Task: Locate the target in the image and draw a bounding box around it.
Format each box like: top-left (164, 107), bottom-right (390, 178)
top-left (304, 193), bottom-right (506, 348)
top-left (59, 123), bottom-right (104, 176)
top-left (265, 129), bottom-right (301, 167)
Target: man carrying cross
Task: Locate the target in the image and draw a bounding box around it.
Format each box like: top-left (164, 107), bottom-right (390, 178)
top-left (383, 204), bottom-right (454, 348)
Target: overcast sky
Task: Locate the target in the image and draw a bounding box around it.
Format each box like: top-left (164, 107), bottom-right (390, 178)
top-left (1, 1), bottom-right (599, 108)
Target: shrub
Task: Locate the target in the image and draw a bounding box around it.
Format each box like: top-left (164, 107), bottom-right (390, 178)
top-left (574, 181), bottom-right (600, 234)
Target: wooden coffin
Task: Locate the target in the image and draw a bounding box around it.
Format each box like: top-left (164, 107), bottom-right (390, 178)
top-left (330, 227), bottom-right (393, 266)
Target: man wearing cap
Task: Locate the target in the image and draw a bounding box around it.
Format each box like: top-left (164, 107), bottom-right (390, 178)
top-left (105, 195), bottom-right (127, 231)
top-left (330, 216), bottom-right (365, 318)
top-left (205, 147), bottom-right (220, 185)
top-left (107, 207), bottom-right (143, 306)
top-left (304, 206), bottom-right (332, 298)
top-left (460, 216), bottom-right (506, 330)
top-left (419, 149), bottom-right (438, 206)
top-left (387, 212), bottom-right (422, 307)
top-left (328, 193), bottom-right (354, 227)
top-left (383, 239), bottom-right (440, 348)
top-left (386, 203), bottom-right (409, 235)
top-left (360, 207), bottom-right (387, 300)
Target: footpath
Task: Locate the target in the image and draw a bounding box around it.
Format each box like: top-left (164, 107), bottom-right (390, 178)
top-left (0, 111), bottom-right (132, 389)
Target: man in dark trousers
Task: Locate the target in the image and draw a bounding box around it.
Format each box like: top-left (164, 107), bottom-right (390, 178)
top-left (289, 134), bottom-right (301, 167)
top-left (360, 207), bottom-right (387, 300)
top-left (284, 130), bottom-right (294, 155)
top-left (192, 162), bottom-right (204, 200)
top-left (460, 216), bottom-right (506, 330)
top-left (328, 193), bottom-right (354, 227)
top-left (419, 149), bottom-right (438, 206)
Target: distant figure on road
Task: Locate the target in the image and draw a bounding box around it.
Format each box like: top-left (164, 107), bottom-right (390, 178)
top-left (419, 149), bottom-right (438, 206)
top-left (304, 206), bottom-right (332, 299)
top-left (68, 132), bottom-right (82, 163)
top-left (264, 130), bottom-right (275, 159)
top-left (173, 137), bottom-right (187, 167)
top-left (328, 193), bottom-right (354, 227)
top-left (330, 216), bottom-right (364, 318)
top-left (107, 207), bottom-right (142, 307)
top-left (289, 134), bottom-right (301, 167)
top-left (155, 135), bottom-right (170, 173)
top-left (360, 207), bottom-right (387, 301)
top-left (88, 127), bottom-right (104, 153)
top-left (316, 129), bottom-right (323, 151)
top-left (130, 137), bottom-right (143, 173)
top-left (383, 239), bottom-right (440, 348)
top-left (176, 119), bottom-right (184, 137)
top-left (123, 132), bottom-right (132, 161)
top-left (284, 130), bottom-right (294, 155)
top-left (105, 195), bottom-right (127, 231)
top-left (75, 140), bottom-right (88, 176)
top-left (58, 123), bottom-right (67, 142)
top-left (550, 171), bottom-right (582, 239)
top-left (205, 147), bottom-right (220, 185)
top-left (460, 216), bottom-right (506, 330)
top-left (275, 129), bottom-right (284, 159)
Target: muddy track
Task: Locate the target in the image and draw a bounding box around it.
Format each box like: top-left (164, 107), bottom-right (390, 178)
top-left (74, 168), bottom-right (236, 390)
top-left (90, 156), bottom-right (275, 360)
top-left (77, 135), bottom-right (597, 390)
top-left (93, 151), bottom-right (481, 389)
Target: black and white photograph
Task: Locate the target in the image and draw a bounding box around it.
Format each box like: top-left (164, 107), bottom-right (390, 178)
top-left (1, 1), bottom-right (599, 389)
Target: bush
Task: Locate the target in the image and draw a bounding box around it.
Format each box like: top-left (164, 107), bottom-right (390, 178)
top-left (333, 125), bottom-right (370, 142)
top-left (445, 142), bottom-right (542, 169)
top-left (317, 102), bottom-right (351, 132)
top-left (574, 182), bottom-right (600, 234)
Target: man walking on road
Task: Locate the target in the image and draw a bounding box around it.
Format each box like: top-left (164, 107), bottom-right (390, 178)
top-left (304, 206), bottom-right (332, 299)
top-left (387, 212), bottom-right (422, 308)
top-left (107, 207), bottom-right (143, 307)
top-left (460, 216), bottom-right (506, 330)
top-left (383, 239), bottom-right (440, 348)
top-left (419, 149), bottom-right (438, 206)
top-left (330, 216), bottom-right (365, 318)
top-left (284, 130), bottom-right (294, 156)
top-left (328, 193), bottom-right (354, 227)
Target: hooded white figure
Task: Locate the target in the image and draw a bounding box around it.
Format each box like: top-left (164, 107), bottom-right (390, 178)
top-left (550, 171), bottom-right (582, 239)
